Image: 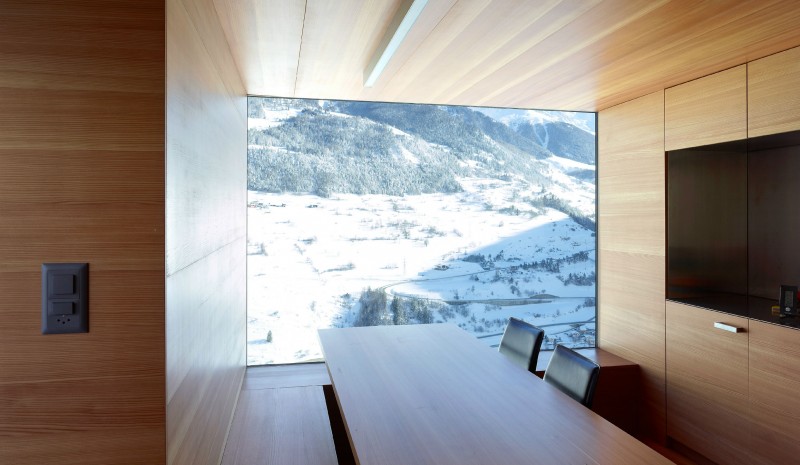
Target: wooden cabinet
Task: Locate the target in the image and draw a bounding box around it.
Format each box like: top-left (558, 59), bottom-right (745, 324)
top-left (666, 302), bottom-right (800, 465)
top-left (749, 320), bottom-right (800, 464)
top-left (661, 46), bottom-right (800, 464)
top-left (665, 65), bottom-right (747, 150)
top-left (748, 46), bottom-right (800, 137)
top-left (663, 46), bottom-right (800, 144)
top-left (637, 46), bottom-right (800, 462)
top-left (664, 45), bottom-right (800, 144)
top-left (666, 301), bottom-right (750, 465)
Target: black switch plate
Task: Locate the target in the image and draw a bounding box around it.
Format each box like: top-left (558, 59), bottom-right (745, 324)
top-left (42, 263), bottom-right (88, 334)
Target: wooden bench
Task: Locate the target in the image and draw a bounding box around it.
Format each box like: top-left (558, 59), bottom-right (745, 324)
top-left (535, 348), bottom-right (640, 435)
top-left (221, 366), bottom-right (339, 465)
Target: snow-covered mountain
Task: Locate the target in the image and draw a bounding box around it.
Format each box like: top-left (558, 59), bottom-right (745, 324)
top-left (248, 98), bottom-right (595, 218)
top-left (246, 97), bottom-right (598, 364)
top-left (473, 107), bottom-right (596, 135)
top-left (472, 108), bottom-right (596, 165)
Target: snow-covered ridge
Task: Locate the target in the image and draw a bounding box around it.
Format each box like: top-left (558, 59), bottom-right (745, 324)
top-left (474, 107), bottom-right (596, 135)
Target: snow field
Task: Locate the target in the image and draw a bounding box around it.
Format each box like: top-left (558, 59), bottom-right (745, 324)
top-left (247, 178), bottom-right (595, 365)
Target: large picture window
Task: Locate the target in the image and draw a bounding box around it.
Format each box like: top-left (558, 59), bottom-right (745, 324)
top-left (247, 97), bottom-right (596, 365)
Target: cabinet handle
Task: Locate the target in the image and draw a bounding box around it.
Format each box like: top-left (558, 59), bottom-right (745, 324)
top-left (714, 322), bottom-right (744, 333)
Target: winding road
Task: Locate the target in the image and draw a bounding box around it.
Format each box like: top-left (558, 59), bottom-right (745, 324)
top-left (371, 264), bottom-right (595, 347)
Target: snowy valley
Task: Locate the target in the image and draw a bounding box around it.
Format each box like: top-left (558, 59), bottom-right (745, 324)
top-left (247, 98), bottom-right (596, 365)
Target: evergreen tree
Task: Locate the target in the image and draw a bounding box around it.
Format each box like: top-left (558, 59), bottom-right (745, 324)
top-left (355, 287), bottom-right (388, 327)
top-left (391, 296), bottom-right (407, 325)
top-left (408, 298), bottom-right (434, 324)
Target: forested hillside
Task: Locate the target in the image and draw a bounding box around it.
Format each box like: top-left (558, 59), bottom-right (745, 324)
top-left (514, 120), bottom-right (595, 165)
top-left (247, 98), bottom-right (594, 199)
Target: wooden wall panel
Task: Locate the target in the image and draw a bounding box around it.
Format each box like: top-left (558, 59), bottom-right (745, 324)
top-left (598, 90), bottom-right (666, 441)
top-left (665, 65), bottom-right (747, 150)
top-left (165, 0), bottom-right (248, 464)
top-left (749, 320), bottom-right (800, 465)
top-left (749, 45), bottom-right (800, 137)
top-left (0, 1), bottom-right (166, 464)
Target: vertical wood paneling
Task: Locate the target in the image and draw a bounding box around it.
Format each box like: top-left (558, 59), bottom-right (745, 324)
top-left (748, 45), bottom-right (800, 137)
top-left (665, 65), bottom-right (747, 150)
top-left (598, 90), bottom-right (666, 441)
top-left (166, 0), bottom-right (248, 463)
top-left (0, 1), bottom-right (166, 464)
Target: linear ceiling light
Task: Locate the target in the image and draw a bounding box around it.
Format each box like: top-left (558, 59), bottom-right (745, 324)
top-left (364, 0), bottom-right (429, 87)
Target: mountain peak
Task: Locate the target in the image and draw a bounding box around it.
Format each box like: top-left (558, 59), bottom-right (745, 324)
top-left (473, 108), bottom-right (595, 135)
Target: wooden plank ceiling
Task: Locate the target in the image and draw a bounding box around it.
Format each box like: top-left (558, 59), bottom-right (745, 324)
top-left (213, 0), bottom-right (800, 111)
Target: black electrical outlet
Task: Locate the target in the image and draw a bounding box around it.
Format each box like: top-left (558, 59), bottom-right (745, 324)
top-left (42, 263), bottom-right (89, 334)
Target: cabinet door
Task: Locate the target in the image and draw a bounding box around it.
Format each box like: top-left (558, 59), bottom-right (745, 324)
top-left (748, 46), bottom-right (800, 137)
top-left (665, 65), bottom-right (747, 150)
top-left (749, 320), bottom-right (800, 464)
top-left (666, 301), bottom-right (749, 464)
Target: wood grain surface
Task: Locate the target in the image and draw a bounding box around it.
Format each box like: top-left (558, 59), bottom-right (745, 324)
top-left (0, 1), bottom-right (166, 463)
top-left (748, 45), bottom-right (800, 137)
top-left (165, 0), bottom-right (248, 464)
top-left (665, 65), bottom-right (747, 150)
top-left (221, 386), bottom-right (338, 465)
top-left (213, 0), bottom-right (800, 111)
top-left (536, 347), bottom-right (638, 372)
top-left (598, 91), bottom-right (666, 442)
top-left (598, 91), bottom-right (666, 257)
top-left (665, 301), bottom-right (750, 465)
top-left (243, 363), bottom-right (331, 390)
top-left (320, 324), bottom-right (674, 465)
top-left (749, 320), bottom-right (800, 465)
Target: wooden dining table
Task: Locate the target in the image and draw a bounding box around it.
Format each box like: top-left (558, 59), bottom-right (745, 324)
top-left (319, 323), bottom-right (674, 465)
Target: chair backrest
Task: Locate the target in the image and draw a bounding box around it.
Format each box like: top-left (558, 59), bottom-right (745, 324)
top-left (543, 344), bottom-right (601, 407)
top-left (498, 317), bottom-right (544, 373)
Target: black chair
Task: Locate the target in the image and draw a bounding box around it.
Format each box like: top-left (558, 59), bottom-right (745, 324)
top-left (498, 317), bottom-right (544, 373)
top-left (543, 344), bottom-right (601, 408)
